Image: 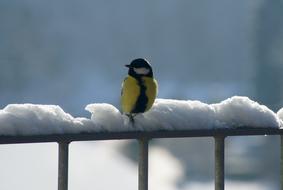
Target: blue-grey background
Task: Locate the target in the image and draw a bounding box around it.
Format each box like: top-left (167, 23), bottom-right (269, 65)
top-left (0, 0), bottom-right (283, 189)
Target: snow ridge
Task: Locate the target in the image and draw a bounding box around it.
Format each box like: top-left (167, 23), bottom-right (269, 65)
top-left (0, 96), bottom-right (281, 136)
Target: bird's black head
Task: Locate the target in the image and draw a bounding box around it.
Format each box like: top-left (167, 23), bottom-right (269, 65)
top-left (125, 58), bottom-right (153, 78)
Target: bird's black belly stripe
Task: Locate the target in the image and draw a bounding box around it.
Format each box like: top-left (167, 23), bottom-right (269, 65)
top-left (132, 78), bottom-right (148, 113)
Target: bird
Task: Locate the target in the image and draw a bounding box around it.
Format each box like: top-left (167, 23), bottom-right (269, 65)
top-left (121, 58), bottom-right (158, 123)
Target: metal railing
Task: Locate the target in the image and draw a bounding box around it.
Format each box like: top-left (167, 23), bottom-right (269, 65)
top-left (0, 127), bottom-right (282, 190)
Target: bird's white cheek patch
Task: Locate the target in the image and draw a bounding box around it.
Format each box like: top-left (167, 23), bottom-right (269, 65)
top-left (134, 68), bottom-right (150, 75)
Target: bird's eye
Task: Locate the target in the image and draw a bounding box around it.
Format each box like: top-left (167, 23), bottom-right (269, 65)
top-left (133, 67), bottom-right (150, 75)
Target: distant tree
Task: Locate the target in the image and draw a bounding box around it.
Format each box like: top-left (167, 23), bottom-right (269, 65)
top-left (255, 0), bottom-right (283, 111)
top-left (253, 1), bottom-right (283, 186)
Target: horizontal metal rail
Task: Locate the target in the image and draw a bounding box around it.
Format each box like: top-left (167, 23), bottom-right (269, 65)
top-left (0, 127), bottom-right (281, 144)
top-left (0, 127), bottom-right (282, 190)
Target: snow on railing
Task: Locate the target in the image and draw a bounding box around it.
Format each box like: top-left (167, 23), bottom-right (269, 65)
top-left (0, 96), bottom-right (283, 190)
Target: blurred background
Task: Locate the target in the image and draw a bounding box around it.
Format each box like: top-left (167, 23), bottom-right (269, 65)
top-left (0, 0), bottom-right (283, 189)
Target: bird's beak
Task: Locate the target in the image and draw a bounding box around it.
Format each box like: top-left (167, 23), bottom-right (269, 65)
top-left (125, 64), bottom-right (130, 68)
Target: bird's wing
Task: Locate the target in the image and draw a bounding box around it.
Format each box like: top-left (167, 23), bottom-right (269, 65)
top-left (144, 77), bottom-right (158, 111)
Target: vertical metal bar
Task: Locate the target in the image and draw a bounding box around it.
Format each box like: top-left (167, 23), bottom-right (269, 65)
top-left (58, 142), bottom-right (70, 190)
top-left (215, 136), bottom-right (225, 190)
top-left (138, 138), bottom-right (149, 190)
top-left (281, 135), bottom-right (283, 190)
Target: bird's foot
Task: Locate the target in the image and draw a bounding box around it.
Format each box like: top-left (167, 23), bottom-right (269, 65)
top-left (126, 113), bottom-right (136, 125)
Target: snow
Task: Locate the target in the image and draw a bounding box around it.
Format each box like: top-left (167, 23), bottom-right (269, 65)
top-left (85, 103), bottom-right (126, 132)
top-left (134, 99), bottom-right (216, 130)
top-left (213, 96), bottom-right (280, 128)
top-left (87, 96), bottom-right (280, 131)
top-left (277, 108), bottom-right (283, 126)
top-left (0, 104), bottom-right (95, 135)
top-left (0, 96), bottom-right (281, 136)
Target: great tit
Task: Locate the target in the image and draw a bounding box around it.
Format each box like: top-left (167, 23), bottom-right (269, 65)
top-left (121, 58), bottom-right (158, 122)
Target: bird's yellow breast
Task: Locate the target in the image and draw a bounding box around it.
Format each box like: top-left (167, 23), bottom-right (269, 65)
top-left (121, 76), bottom-right (158, 114)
